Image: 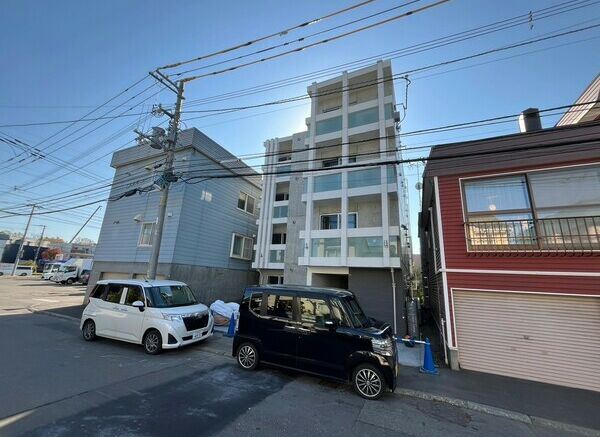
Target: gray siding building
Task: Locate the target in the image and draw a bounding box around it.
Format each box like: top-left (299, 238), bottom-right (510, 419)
top-left (88, 128), bottom-right (260, 302)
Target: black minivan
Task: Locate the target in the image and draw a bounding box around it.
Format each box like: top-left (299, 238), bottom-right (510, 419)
top-left (233, 285), bottom-right (398, 399)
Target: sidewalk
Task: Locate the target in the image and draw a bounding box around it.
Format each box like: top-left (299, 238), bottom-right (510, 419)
top-left (396, 364), bottom-right (600, 431)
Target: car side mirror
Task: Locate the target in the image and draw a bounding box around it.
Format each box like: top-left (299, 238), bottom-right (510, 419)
top-left (132, 300), bottom-right (145, 312)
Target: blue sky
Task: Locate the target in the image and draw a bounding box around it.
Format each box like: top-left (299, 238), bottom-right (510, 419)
top-left (0, 0), bottom-right (599, 251)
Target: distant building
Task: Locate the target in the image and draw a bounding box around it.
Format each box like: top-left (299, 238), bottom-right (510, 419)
top-left (88, 128), bottom-right (261, 303)
top-left (252, 60), bottom-right (412, 334)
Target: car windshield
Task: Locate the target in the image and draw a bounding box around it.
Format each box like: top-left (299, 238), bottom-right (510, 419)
top-left (145, 285), bottom-right (197, 308)
top-left (343, 296), bottom-right (370, 328)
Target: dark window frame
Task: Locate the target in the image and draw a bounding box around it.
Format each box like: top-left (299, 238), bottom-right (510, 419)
top-left (124, 285), bottom-right (145, 306)
top-left (105, 284), bottom-right (125, 304)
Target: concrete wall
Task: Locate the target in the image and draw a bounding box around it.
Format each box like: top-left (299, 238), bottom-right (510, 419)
top-left (170, 263), bottom-right (258, 303)
top-left (284, 132), bottom-right (308, 285)
top-left (348, 267), bottom-right (407, 336)
top-left (87, 260), bottom-right (257, 304)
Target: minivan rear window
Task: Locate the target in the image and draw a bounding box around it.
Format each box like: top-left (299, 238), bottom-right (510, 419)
top-left (266, 294), bottom-right (293, 320)
top-left (90, 284), bottom-right (106, 299)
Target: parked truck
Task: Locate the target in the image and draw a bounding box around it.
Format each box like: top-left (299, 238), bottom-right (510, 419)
top-left (53, 259), bottom-right (93, 285)
top-left (41, 262), bottom-right (64, 280)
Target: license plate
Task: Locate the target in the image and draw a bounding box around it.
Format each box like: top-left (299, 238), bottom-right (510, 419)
top-left (192, 332), bottom-right (202, 340)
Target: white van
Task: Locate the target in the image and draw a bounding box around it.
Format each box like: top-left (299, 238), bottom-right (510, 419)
top-left (42, 263), bottom-right (62, 280)
top-left (80, 279), bottom-right (214, 354)
top-left (0, 264), bottom-right (33, 276)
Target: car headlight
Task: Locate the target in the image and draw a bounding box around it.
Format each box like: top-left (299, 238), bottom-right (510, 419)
top-left (371, 337), bottom-right (393, 357)
top-left (162, 313), bottom-right (182, 322)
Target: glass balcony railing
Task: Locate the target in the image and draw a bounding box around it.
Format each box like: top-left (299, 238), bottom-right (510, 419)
top-left (269, 250), bottom-right (285, 263)
top-left (311, 238), bottom-right (341, 257)
top-left (387, 165), bottom-right (397, 184)
top-left (273, 205), bottom-right (288, 218)
top-left (348, 106), bottom-right (378, 128)
top-left (348, 237), bottom-right (383, 257)
top-left (314, 173), bottom-right (341, 192)
top-left (315, 116), bottom-right (342, 136)
top-left (384, 103), bottom-right (394, 120)
top-left (276, 164), bottom-right (291, 175)
top-left (348, 168), bottom-right (380, 189)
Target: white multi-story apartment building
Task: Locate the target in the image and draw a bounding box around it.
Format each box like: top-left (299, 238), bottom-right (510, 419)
top-left (253, 60), bottom-right (411, 334)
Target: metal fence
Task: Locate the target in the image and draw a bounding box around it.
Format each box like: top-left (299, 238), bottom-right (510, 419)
top-left (465, 216), bottom-right (600, 253)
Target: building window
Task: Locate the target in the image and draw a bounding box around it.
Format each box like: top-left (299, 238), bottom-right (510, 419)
top-left (320, 213), bottom-right (358, 230)
top-left (201, 190), bottom-right (212, 202)
top-left (321, 214), bottom-right (339, 230)
top-left (237, 192), bottom-right (255, 215)
top-left (138, 222), bottom-right (155, 246)
top-left (267, 275), bottom-right (284, 284)
top-left (271, 233), bottom-right (287, 244)
top-left (462, 165), bottom-right (600, 251)
top-left (275, 192), bottom-right (289, 201)
top-left (322, 157), bottom-right (341, 168)
top-left (230, 234), bottom-right (253, 260)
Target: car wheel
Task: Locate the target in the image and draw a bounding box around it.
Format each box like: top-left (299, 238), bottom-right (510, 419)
top-left (66, 278), bottom-right (74, 285)
top-left (143, 329), bottom-right (162, 355)
top-left (237, 342), bottom-right (259, 370)
top-left (352, 364), bottom-right (385, 400)
top-left (82, 320), bottom-right (96, 341)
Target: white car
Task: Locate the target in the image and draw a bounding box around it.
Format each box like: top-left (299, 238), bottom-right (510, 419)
top-left (80, 279), bottom-right (214, 354)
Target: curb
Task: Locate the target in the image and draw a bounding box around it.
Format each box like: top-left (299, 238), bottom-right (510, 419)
top-left (395, 388), bottom-right (600, 437)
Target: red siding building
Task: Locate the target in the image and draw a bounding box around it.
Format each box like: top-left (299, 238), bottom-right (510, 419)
top-left (419, 116), bottom-right (600, 392)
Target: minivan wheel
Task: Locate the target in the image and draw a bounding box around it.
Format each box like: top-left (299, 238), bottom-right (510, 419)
top-left (143, 329), bottom-right (162, 355)
top-left (352, 364), bottom-right (385, 400)
top-left (237, 342), bottom-right (259, 370)
top-left (82, 320), bottom-right (96, 341)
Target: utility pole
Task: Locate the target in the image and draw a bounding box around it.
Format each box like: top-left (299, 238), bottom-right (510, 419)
top-left (33, 224), bottom-right (46, 270)
top-left (11, 204), bottom-right (35, 276)
top-left (143, 77), bottom-right (185, 280)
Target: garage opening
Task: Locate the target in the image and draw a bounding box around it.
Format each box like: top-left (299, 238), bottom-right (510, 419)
top-left (311, 273), bottom-right (348, 289)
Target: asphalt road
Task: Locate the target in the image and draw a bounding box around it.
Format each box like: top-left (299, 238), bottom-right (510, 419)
top-left (0, 278), bottom-right (582, 437)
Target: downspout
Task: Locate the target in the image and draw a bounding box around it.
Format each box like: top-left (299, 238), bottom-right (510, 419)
top-left (390, 267), bottom-right (397, 334)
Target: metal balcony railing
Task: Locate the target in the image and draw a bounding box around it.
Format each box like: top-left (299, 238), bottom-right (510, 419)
top-left (465, 216), bottom-right (600, 254)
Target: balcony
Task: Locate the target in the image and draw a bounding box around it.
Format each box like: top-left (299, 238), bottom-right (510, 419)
top-left (465, 216), bottom-right (600, 254)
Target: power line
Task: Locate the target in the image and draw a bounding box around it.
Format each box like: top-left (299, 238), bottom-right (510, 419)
top-left (158, 0), bottom-right (378, 70)
top-left (0, 131), bottom-right (596, 219)
top-left (1, 121), bottom-right (597, 218)
top-left (178, 0), bottom-right (451, 84)
top-left (179, 0), bottom-right (596, 107)
top-left (2, 101), bottom-right (596, 213)
top-left (172, 1), bottom-right (422, 77)
top-left (180, 23), bottom-right (600, 121)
